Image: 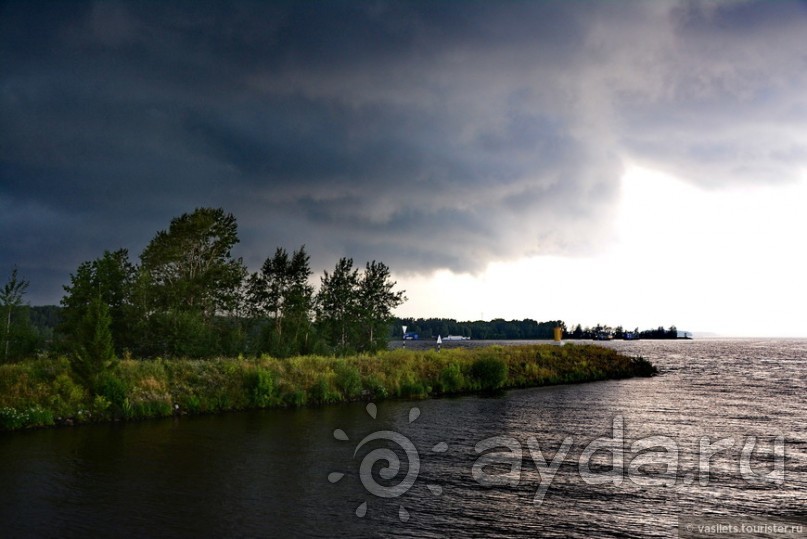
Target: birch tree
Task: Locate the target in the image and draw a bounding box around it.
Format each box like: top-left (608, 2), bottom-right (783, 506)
top-left (1, 267), bottom-right (29, 362)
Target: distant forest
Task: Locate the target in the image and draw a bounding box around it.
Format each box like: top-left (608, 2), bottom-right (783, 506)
top-left (393, 318), bottom-right (563, 340)
top-left (392, 318), bottom-right (683, 341)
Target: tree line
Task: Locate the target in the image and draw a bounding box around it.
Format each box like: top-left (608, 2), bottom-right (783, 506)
top-left (567, 324), bottom-right (681, 340)
top-left (394, 318), bottom-right (684, 341)
top-left (394, 318), bottom-right (567, 340)
top-left (1, 208), bottom-right (406, 369)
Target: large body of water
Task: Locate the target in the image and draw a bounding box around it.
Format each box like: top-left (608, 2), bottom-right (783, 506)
top-left (1, 339), bottom-right (805, 538)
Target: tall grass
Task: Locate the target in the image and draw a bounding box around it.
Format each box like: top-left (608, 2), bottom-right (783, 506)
top-left (0, 344), bottom-right (656, 431)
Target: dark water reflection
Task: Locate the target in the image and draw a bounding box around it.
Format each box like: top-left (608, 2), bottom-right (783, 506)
top-left (1, 339), bottom-right (805, 538)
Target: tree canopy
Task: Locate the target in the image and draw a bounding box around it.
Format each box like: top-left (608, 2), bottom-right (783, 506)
top-left (140, 208), bottom-right (245, 317)
top-left (59, 249), bottom-right (136, 355)
top-left (54, 208), bottom-right (406, 360)
top-left (247, 246), bottom-right (316, 357)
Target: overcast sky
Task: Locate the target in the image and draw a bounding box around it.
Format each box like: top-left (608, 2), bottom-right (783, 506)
top-left (2, 1), bottom-right (806, 336)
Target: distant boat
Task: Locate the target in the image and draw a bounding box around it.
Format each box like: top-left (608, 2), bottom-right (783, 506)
top-left (443, 335), bottom-right (470, 341)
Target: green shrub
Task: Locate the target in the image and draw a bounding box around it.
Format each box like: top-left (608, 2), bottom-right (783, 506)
top-left (92, 395), bottom-right (112, 417)
top-left (470, 355), bottom-right (508, 391)
top-left (282, 389), bottom-right (307, 407)
top-left (96, 372), bottom-right (128, 411)
top-left (630, 356), bottom-right (658, 377)
top-left (0, 406), bottom-right (54, 430)
top-left (309, 376), bottom-right (341, 404)
top-left (0, 407), bottom-right (26, 430)
top-left (245, 368), bottom-right (276, 407)
top-left (363, 374), bottom-right (388, 400)
top-left (28, 406), bottom-right (54, 427)
top-left (182, 395), bottom-right (202, 413)
top-left (334, 362), bottom-right (362, 400)
top-left (438, 362), bottom-right (465, 394)
top-left (49, 373), bottom-right (87, 417)
top-left (399, 372), bottom-right (428, 398)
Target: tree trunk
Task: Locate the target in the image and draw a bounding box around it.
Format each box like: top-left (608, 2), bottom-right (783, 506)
top-left (4, 306), bottom-right (11, 362)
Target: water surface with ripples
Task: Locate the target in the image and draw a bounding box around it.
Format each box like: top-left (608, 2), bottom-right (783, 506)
top-left (1, 338), bottom-right (804, 537)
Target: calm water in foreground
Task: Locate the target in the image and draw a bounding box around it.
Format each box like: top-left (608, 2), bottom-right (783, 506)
top-left (1, 339), bottom-right (805, 538)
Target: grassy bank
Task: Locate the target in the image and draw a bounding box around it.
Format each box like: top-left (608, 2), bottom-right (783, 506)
top-left (0, 344), bottom-right (657, 432)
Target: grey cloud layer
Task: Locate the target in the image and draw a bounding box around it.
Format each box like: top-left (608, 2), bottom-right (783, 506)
top-left (2, 1), bottom-right (806, 303)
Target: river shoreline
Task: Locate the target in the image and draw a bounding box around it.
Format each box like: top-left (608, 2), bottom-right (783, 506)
top-left (0, 343), bottom-right (657, 432)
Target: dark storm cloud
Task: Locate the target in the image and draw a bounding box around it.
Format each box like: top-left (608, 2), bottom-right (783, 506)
top-left (2, 1), bottom-right (806, 303)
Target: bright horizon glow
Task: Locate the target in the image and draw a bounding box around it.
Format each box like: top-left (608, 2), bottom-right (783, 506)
top-left (394, 166), bottom-right (807, 337)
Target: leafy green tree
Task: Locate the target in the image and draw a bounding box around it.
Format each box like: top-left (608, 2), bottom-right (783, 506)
top-left (1, 267), bottom-right (30, 362)
top-left (283, 247), bottom-right (317, 353)
top-left (357, 261), bottom-right (405, 352)
top-left (140, 208), bottom-right (245, 317)
top-left (94, 250), bottom-right (137, 345)
top-left (139, 208), bottom-right (246, 356)
top-left (145, 309), bottom-right (216, 358)
top-left (59, 250), bottom-right (137, 355)
top-left (470, 355), bottom-right (508, 391)
top-left (247, 246), bottom-right (315, 356)
top-left (317, 257), bottom-right (361, 354)
top-left (69, 295), bottom-right (116, 393)
top-left (317, 258), bottom-right (406, 354)
top-left (247, 248), bottom-right (289, 323)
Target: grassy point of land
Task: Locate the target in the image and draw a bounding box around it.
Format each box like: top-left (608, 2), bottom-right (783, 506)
top-left (0, 344), bottom-right (657, 432)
